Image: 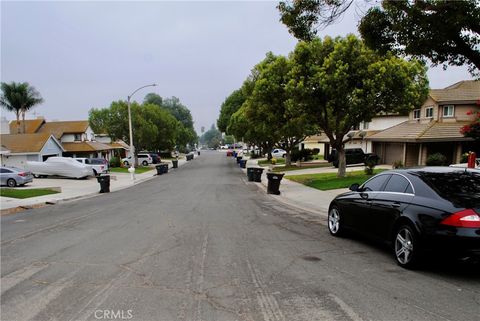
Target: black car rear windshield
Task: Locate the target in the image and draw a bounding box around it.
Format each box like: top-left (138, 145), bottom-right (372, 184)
top-left (418, 171), bottom-right (480, 205)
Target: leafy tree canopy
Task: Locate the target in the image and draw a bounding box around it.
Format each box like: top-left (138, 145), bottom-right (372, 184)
top-left (278, 0), bottom-right (353, 41)
top-left (217, 89), bottom-right (246, 133)
top-left (199, 125), bottom-right (222, 148)
top-left (287, 35), bottom-right (429, 176)
top-left (359, 0), bottom-right (480, 75)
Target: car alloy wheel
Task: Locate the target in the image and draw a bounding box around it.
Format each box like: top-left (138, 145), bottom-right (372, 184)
top-left (142, 161), bottom-right (148, 166)
top-left (7, 178), bottom-right (16, 187)
top-left (124, 161), bottom-right (129, 166)
top-left (328, 206), bottom-right (343, 236)
top-left (394, 225), bottom-right (419, 268)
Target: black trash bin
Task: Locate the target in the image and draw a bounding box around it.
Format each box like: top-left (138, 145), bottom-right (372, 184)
top-left (252, 168), bottom-right (264, 182)
top-left (236, 156), bottom-right (243, 164)
top-left (97, 175), bottom-right (110, 193)
top-left (247, 168), bottom-right (255, 181)
top-left (239, 159), bottom-right (247, 168)
top-left (161, 163), bottom-right (169, 174)
top-left (266, 172), bottom-right (284, 195)
top-left (155, 164), bottom-right (163, 175)
top-left (197, 151), bottom-right (200, 156)
top-left (172, 159), bottom-right (178, 168)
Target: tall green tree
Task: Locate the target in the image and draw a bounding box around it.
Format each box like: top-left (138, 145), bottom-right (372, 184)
top-left (287, 35), bottom-right (429, 177)
top-left (217, 89), bottom-right (246, 133)
top-left (89, 101), bottom-right (180, 159)
top-left (199, 125), bottom-right (222, 148)
top-left (245, 53), bottom-right (317, 166)
top-left (359, 0), bottom-right (480, 75)
top-left (0, 82), bottom-right (44, 134)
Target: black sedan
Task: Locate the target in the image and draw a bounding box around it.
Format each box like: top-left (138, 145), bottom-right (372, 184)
top-left (328, 167), bottom-right (480, 268)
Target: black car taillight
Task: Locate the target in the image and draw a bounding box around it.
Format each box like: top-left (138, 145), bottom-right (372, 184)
top-left (441, 209), bottom-right (480, 228)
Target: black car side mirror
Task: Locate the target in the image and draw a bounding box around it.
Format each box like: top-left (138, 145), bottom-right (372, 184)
top-left (349, 183), bottom-right (360, 191)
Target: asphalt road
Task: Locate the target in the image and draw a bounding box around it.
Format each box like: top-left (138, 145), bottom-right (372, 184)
top-left (1, 151), bottom-right (479, 321)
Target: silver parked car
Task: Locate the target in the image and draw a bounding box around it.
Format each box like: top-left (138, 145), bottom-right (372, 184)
top-left (0, 166), bottom-right (34, 187)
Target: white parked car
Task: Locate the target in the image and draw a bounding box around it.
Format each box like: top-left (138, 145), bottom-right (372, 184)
top-left (26, 157), bottom-right (94, 179)
top-left (270, 148), bottom-right (287, 158)
top-left (449, 158), bottom-right (480, 169)
top-left (75, 158), bottom-right (109, 176)
top-left (122, 154), bottom-right (153, 166)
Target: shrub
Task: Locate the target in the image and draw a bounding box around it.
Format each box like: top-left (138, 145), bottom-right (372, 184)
top-left (312, 148), bottom-right (320, 155)
top-left (426, 153), bottom-right (447, 166)
top-left (291, 148), bottom-right (314, 162)
top-left (460, 152), bottom-right (469, 163)
top-left (109, 156), bottom-right (120, 168)
top-left (159, 151), bottom-right (172, 158)
top-left (364, 157), bottom-right (378, 175)
top-left (271, 158), bottom-right (277, 165)
top-left (392, 160), bottom-right (404, 169)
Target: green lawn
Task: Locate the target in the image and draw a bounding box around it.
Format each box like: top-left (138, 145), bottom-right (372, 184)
top-left (0, 188), bottom-right (60, 199)
top-left (287, 169), bottom-right (386, 191)
top-left (258, 158), bottom-right (286, 166)
top-left (272, 162), bottom-right (332, 172)
top-left (109, 166), bottom-right (153, 174)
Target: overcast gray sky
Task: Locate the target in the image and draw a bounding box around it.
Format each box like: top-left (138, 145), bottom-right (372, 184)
top-left (1, 1), bottom-right (473, 134)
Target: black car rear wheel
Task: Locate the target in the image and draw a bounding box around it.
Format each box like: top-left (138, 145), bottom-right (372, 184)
top-left (142, 160), bottom-right (148, 166)
top-left (394, 225), bottom-right (421, 269)
top-left (328, 206), bottom-right (344, 236)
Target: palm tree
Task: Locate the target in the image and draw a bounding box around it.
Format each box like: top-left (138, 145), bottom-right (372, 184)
top-left (0, 82), bottom-right (44, 134)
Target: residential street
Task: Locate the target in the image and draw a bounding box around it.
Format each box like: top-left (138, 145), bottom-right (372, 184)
top-left (1, 151), bottom-right (479, 321)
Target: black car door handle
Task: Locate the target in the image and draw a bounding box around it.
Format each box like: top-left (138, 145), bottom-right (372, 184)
top-left (391, 202), bottom-right (401, 208)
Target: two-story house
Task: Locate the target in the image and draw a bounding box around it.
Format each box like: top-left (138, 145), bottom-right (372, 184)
top-left (8, 118), bottom-right (121, 159)
top-left (302, 114), bottom-right (408, 160)
top-left (367, 80), bottom-right (480, 166)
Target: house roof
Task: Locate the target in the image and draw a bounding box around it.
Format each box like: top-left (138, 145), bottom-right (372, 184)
top-left (109, 140), bottom-right (130, 150)
top-left (9, 119), bottom-right (45, 134)
top-left (367, 120), bottom-right (473, 142)
top-left (0, 133), bottom-right (63, 153)
top-left (37, 121), bottom-right (90, 139)
top-left (429, 80), bottom-right (480, 103)
top-left (62, 141), bottom-right (115, 153)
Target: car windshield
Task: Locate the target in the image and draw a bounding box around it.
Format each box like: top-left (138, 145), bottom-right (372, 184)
top-left (417, 171), bottom-right (480, 207)
top-left (90, 159), bottom-right (105, 164)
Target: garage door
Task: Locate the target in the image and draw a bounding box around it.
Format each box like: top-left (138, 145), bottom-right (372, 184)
top-left (384, 143), bottom-right (403, 166)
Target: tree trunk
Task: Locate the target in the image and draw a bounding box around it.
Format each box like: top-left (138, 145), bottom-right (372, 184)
top-left (285, 151), bottom-right (291, 166)
top-left (21, 110), bottom-right (26, 134)
top-left (337, 146), bottom-right (347, 178)
top-left (15, 112), bottom-right (21, 134)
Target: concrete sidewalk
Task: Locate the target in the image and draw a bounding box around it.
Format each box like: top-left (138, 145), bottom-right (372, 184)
top-left (238, 157), bottom-right (391, 217)
top-left (0, 158), bottom-right (190, 214)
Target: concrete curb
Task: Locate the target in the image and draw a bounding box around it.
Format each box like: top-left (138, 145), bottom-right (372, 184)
top-left (0, 164), bottom-right (185, 216)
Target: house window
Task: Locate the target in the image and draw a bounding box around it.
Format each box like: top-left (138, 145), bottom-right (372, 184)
top-left (74, 134), bottom-right (82, 141)
top-left (443, 105), bottom-right (454, 117)
top-left (413, 109), bottom-right (421, 119)
top-left (362, 122), bottom-right (370, 130)
top-left (352, 124), bottom-right (360, 130)
top-left (425, 107), bottom-right (433, 118)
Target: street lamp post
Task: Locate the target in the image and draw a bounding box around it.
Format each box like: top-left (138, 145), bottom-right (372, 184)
top-left (127, 83), bottom-right (157, 180)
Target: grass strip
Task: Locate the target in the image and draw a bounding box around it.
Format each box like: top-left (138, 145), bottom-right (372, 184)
top-left (109, 167), bottom-right (153, 174)
top-left (287, 169), bottom-right (386, 191)
top-left (0, 188), bottom-right (60, 199)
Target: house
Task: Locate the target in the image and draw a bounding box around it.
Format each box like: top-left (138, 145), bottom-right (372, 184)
top-left (0, 133), bottom-right (64, 168)
top-left (303, 114), bottom-right (408, 159)
top-left (367, 80), bottom-right (480, 166)
top-left (9, 118), bottom-right (117, 159)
